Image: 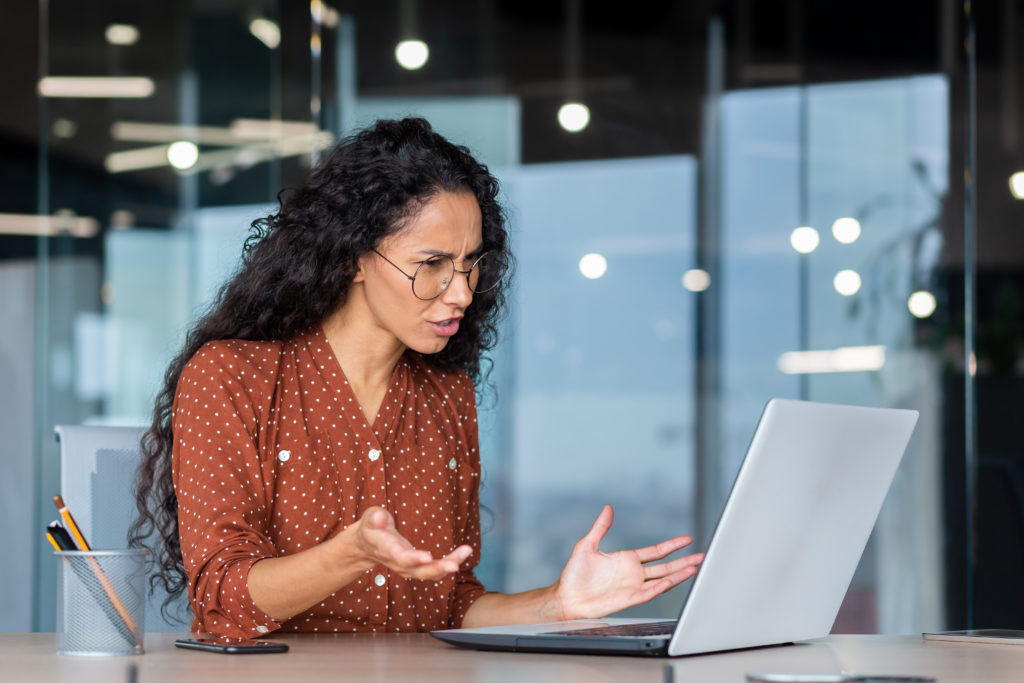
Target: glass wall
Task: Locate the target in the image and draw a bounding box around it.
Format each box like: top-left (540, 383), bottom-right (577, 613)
top-left (3, 0), bottom-right (1021, 635)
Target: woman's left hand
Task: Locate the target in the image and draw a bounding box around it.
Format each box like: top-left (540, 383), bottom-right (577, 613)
top-left (551, 504), bottom-right (704, 621)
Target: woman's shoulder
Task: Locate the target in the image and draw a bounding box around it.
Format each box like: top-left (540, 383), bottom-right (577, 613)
top-left (182, 338), bottom-right (288, 388)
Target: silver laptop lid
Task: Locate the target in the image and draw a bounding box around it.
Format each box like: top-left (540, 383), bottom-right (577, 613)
top-left (668, 399), bottom-right (918, 656)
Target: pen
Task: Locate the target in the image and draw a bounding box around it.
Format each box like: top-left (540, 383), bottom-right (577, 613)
top-left (49, 498), bottom-right (143, 650)
top-left (47, 521), bottom-right (77, 551)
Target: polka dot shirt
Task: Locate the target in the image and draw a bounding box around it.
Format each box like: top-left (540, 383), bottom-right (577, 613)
top-left (171, 327), bottom-right (486, 638)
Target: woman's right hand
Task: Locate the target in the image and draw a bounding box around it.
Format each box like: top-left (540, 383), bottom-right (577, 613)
top-left (350, 506), bottom-right (472, 581)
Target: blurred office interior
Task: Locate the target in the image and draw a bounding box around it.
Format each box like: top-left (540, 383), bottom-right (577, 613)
top-left (1, 0), bottom-right (1023, 635)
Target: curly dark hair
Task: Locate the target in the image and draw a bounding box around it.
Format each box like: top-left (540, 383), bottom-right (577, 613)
top-left (128, 118), bottom-right (511, 618)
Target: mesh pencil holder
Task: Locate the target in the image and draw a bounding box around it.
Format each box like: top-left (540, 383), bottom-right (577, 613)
top-left (55, 549), bottom-right (147, 656)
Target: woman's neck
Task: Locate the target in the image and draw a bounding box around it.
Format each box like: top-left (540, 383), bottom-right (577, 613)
top-left (321, 289), bottom-right (406, 393)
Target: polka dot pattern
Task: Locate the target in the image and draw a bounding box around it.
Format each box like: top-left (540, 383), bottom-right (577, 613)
top-left (171, 327), bottom-right (486, 638)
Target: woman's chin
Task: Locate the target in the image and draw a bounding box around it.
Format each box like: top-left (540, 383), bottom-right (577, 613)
top-left (408, 336), bottom-right (451, 356)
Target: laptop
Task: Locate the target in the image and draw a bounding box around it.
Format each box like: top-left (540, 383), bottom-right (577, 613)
top-left (431, 398), bottom-right (919, 657)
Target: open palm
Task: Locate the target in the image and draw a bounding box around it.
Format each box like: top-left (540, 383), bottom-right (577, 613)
top-left (554, 505), bottom-right (703, 621)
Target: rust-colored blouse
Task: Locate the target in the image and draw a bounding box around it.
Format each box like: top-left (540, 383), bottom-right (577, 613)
top-left (171, 327), bottom-right (486, 637)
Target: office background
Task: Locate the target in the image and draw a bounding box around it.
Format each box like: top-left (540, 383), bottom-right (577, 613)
top-left (1, 0), bottom-right (1021, 634)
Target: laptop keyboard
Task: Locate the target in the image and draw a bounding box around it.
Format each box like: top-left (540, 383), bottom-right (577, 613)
top-left (541, 620), bottom-right (676, 638)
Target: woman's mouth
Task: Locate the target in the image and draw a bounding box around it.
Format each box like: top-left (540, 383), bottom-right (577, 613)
top-left (428, 318), bottom-right (461, 337)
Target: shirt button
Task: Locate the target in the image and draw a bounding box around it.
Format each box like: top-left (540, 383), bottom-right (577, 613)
top-left (277, 450), bottom-right (291, 463)
top-left (256, 625), bottom-right (269, 634)
top-left (448, 457), bottom-right (457, 470)
top-left (368, 449), bottom-right (381, 462)
top-left (374, 573), bottom-right (386, 587)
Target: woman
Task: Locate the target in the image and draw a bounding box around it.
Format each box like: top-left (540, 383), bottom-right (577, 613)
top-left (132, 118), bottom-right (703, 637)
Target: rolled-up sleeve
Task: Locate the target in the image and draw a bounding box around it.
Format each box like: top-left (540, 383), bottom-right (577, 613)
top-left (171, 342), bottom-right (282, 638)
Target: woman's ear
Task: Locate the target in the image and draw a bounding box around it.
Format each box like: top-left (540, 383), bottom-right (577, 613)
top-left (352, 254), bottom-right (369, 283)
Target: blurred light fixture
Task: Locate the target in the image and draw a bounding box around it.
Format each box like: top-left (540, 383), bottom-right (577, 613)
top-left (789, 226), bottom-right (819, 254)
top-left (833, 269), bottom-right (862, 296)
top-left (682, 268), bottom-right (711, 292)
top-left (831, 217), bottom-right (861, 244)
top-left (52, 118), bottom-right (77, 139)
top-left (249, 18), bottom-right (281, 49)
top-left (321, 5), bottom-right (340, 28)
top-left (778, 345), bottom-right (886, 374)
top-left (167, 141), bottom-right (199, 170)
top-left (105, 145), bottom-right (171, 173)
top-left (109, 209), bottom-right (135, 229)
top-left (557, 103), bottom-right (590, 133)
top-left (0, 212), bottom-right (99, 238)
top-left (907, 290), bottom-right (937, 318)
top-left (395, 39), bottom-right (429, 69)
top-left (1010, 171), bottom-right (1024, 199)
top-left (578, 253), bottom-right (607, 279)
top-left (105, 24), bottom-right (139, 46)
top-left (39, 76), bottom-right (154, 98)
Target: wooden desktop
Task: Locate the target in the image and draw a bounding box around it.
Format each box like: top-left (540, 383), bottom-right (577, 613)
top-left (2, 631), bottom-right (1023, 682)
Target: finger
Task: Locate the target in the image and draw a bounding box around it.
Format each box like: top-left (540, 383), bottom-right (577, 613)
top-left (362, 506), bottom-right (390, 530)
top-left (580, 504), bottom-right (614, 550)
top-left (440, 545), bottom-right (473, 569)
top-left (631, 566), bottom-right (699, 606)
top-left (633, 535), bottom-right (694, 564)
top-left (642, 553), bottom-right (704, 580)
top-left (400, 558), bottom-right (466, 581)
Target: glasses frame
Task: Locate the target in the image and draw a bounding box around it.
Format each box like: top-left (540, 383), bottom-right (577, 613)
top-left (372, 249), bottom-right (501, 301)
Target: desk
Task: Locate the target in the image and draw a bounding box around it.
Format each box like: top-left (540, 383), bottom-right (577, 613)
top-left (2, 632), bottom-right (1023, 682)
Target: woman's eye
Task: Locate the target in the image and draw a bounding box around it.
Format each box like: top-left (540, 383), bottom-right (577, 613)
top-left (422, 259), bottom-right (446, 269)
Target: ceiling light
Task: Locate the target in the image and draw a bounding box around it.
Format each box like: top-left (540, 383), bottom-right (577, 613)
top-left (39, 76), bottom-right (154, 98)
top-left (831, 217), bottom-right (861, 244)
top-left (777, 345), bottom-right (886, 374)
top-left (105, 24), bottom-right (139, 46)
top-left (578, 253), bottom-right (607, 279)
top-left (249, 18), bottom-right (281, 49)
top-left (789, 226), bottom-right (819, 254)
top-left (0, 212), bottom-right (99, 238)
top-left (908, 290), bottom-right (937, 318)
top-left (395, 40), bottom-right (429, 69)
top-left (52, 118), bottom-right (77, 139)
top-left (167, 141), bottom-right (199, 170)
top-left (1010, 171), bottom-right (1024, 200)
top-left (682, 269), bottom-right (711, 292)
top-left (833, 269), bottom-right (862, 296)
top-left (558, 103), bottom-right (590, 133)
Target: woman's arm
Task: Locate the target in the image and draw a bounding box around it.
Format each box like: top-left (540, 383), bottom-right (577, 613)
top-left (247, 507), bottom-right (472, 622)
top-left (460, 505), bottom-right (703, 629)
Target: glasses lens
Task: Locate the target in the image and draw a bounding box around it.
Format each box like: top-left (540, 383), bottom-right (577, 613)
top-left (412, 257), bottom-right (455, 300)
top-left (471, 252), bottom-right (505, 293)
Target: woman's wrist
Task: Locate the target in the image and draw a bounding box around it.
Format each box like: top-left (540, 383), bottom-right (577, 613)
top-left (321, 521), bottom-right (377, 579)
top-left (541, 580), bottom-right (569, 622)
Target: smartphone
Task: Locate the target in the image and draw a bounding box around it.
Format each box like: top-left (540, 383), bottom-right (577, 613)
top-left (174, 637), bottom-right (289, 654)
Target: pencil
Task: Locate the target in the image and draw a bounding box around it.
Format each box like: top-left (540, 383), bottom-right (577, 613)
top-left (50, 497), bottom-right (143, 650)
top-left (53, 495), bottom-right (91, 550)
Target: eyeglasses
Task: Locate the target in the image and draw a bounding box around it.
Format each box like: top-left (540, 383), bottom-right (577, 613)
top-left (372, 249), bottom-right (506, 300)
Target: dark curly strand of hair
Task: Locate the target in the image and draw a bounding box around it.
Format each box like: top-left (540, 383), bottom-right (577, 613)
top-left (128, 118), bottom-right (511, 619)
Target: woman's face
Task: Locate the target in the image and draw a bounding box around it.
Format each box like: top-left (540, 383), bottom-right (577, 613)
top-left (356, 190), bottom-right (484, 355)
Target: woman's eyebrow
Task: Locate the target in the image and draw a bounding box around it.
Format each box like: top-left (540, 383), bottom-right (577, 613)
top-left (415, 244), bottom-right (486, 258)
